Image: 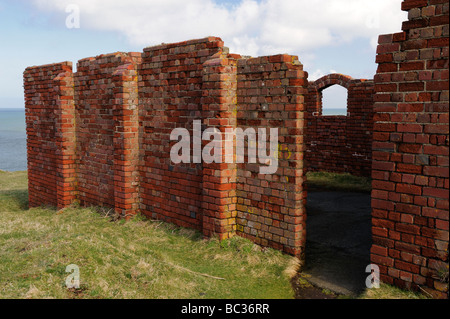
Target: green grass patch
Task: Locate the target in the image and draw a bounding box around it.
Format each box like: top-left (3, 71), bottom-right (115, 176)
top-left (0, 171), bottom-right (295, 299)
top-left (306, 171), bottom-right (371, 193)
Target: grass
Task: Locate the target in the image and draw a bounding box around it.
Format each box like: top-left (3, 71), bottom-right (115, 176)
top-left (0, 170), bottom-right (295, 299)
top-left (306, 171), bottom-right (372, 193)
top-left (0, 170), bottom-right (428, 299)
top-left (358, 283), bottom-right (429, 299)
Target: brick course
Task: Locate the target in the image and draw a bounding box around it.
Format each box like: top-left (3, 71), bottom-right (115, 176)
top-left (138, 38), bottom-right (223, 231)
top-left (75, 53), bottom-right (142, 212)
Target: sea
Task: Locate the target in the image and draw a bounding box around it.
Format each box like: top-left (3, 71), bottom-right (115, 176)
top-left (0, 108), bottom-right (27, 171)
top-left (322, 108), bottom-right (347, 116)
top-left (0, 107), bottom-right (348, 172)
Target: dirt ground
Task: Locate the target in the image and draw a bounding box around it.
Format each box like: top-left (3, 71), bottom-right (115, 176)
top-left (291, 275), bottom-right (338, 299)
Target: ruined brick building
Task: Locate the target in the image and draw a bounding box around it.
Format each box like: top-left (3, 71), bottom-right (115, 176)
top-left (24, 0), bottom-right (448, 298)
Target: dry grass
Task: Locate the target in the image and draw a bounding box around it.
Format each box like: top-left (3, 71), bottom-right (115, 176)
top-left (359, 283), bottom-right (429, 299)
top-left (306, 171), bottom-right (372, 193)
top-left (1, 170), bottom-right (430, 300)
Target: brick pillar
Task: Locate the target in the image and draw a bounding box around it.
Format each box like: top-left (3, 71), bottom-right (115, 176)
top-left (53, 70), bottom-right (77, 209)
top-left (112, 54), bottom-right (141, 218)
top-left (201, 52), bottom-right (239, 239)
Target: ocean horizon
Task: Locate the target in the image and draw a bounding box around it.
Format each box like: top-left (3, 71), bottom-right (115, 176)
top-left (0, 107), bottom-right (348, 172)
top-left (321, 108), bottom-right (347, 115)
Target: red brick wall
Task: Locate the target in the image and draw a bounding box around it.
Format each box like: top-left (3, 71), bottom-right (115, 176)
top-left (235, 55), bottom-right (307, 256)
top-left (24, 62), bottom-right (76, 208)
top-left (111, 55), bottom-right (141, 218)
top-left (24, 53), bottom-right (141, 216)
top-left (138, 38), bottom-right (224, 231)
top-left (24, 38), bottom-right (308, 257)
top-left (306, 74), bottom-right (374, 177)
top-left (372, 0), bottom-right (449, 298)
top-left (75, 53), bottom-right (140, 209)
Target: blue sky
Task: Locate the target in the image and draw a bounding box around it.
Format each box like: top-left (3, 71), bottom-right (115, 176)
top-left (0, 0), bottom-right (407, 109)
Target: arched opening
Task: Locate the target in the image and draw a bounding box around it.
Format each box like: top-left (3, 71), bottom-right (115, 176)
top-left (321, 84), bottom-right (348, 116)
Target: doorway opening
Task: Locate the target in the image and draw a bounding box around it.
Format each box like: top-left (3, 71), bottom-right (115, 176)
top-left (303, 177), bottom-right (372, 296)
top-left (303, 75), bottom-right (372, 296)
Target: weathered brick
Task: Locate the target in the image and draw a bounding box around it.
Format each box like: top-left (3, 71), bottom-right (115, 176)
top-left (305, 74), bottom-right (374, 177)
top-left (371, 0), bottom-right (449, 298)
top-left (23, 3), bottom-right (450, 298)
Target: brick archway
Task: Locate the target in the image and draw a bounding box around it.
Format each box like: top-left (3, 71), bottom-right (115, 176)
top-left (309, 73), bottom-right (354, 92)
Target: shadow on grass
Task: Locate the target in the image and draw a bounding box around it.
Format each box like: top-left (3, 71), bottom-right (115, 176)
top-left (0, 189), bottom-right (29, 211)
top-left (305, 171), bottom-right (372, 193)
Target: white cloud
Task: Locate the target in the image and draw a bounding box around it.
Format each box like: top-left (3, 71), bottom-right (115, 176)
top-left (30, 0), bottom-right (407, 56)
